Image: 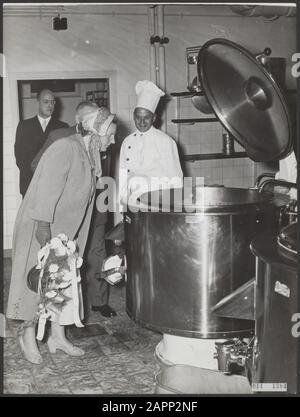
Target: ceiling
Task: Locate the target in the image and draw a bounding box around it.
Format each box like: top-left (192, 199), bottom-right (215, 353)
top-left (1, 4), bottom-right (249, 17)
top-left (3, 3), bottom-right (296, 18)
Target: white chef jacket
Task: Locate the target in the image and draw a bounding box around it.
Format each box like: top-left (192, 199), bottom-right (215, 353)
top-left (119, 126), bottom-right (183, 205)
top-left (275, 151), bottom-right (297, 199)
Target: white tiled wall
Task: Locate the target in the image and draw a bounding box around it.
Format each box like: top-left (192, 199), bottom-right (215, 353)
top-left (184, 159), bottom-right (255, 188)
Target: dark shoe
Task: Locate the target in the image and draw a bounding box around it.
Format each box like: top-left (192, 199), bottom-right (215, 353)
top-left (91, 304), bottom-right (117, 317)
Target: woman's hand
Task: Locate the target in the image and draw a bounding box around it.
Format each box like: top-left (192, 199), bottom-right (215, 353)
top-left (35, 221), bottom-right (51, 247)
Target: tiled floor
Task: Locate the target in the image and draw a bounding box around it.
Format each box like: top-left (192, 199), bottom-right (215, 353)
top-left (3, 257), bottom-right (162, 395)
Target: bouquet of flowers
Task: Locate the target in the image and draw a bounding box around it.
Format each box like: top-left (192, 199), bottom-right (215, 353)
top-left (31, 234), bottom-right (84, 340)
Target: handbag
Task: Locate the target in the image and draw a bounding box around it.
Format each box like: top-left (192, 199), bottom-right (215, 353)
top-left (27, 265), bottom-right (41, 293)
top-left (101, 253), bottom-right (126, 285)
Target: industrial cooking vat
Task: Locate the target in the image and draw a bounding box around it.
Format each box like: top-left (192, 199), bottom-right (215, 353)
top-left (125, 187), bottom-right (289, 338)
top-left (123, 38), bottom-right (296, 387)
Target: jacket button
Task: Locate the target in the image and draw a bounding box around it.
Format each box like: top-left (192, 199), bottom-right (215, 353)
top-left (128, 146), bottom-right (131, 149)
top-left (127, 169), bottom-right (130, 173)
top-left (126, 158), bottom-right (129, 161)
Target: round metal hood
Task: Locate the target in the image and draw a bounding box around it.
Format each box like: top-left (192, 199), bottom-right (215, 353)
top-left (197, 38), bottom-right (293, 162)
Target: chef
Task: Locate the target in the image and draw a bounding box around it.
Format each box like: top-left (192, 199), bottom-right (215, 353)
top-left (118, 80), bottom-right (183, 209)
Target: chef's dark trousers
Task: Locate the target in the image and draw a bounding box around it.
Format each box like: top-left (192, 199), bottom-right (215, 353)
top-left (84, 200), bottom-right (110, 308)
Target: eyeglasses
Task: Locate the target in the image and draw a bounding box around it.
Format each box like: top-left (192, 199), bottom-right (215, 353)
top-left (40, 99), bottom-right (56, 105)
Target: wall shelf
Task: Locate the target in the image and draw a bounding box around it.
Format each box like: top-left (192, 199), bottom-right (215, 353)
top-left (183, 152), bottom-right (248, 161)
top-left (171, 91), bottom-right (205, 97)
top-left (86, 87), bottom-right (109, 108)
top-left (172, 117), bottom-right (218, 124)
top-left (171, 90), bottom-right (248, 162)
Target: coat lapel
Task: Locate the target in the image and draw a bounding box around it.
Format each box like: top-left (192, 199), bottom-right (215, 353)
top-left (33, 115), bottom-right (44, 134)
top-left (45, 116), bottom-right (55, 136)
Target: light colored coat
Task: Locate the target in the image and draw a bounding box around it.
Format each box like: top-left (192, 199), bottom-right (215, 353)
top-left (6, 134), bottom-right (96, 321)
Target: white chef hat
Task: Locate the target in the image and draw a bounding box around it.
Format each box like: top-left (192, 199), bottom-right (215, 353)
top-left (135, 80), bottom-right (165, 114)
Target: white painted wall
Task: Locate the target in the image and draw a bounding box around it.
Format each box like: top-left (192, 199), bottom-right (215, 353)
top-left (3, 4), bottom-right (296, 249)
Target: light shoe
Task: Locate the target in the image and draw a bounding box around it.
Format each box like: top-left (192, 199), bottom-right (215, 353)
top-left (18, 334), bottom-right (43, 365)
top-left (47, 336), bottom-right (85, 356)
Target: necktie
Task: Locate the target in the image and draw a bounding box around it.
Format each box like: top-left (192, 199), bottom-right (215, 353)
top-left (43, 119), bottom-right (48, 132)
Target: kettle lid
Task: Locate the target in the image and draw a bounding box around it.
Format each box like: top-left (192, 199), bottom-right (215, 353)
top-left (198, 38), bottom-right (293, 162)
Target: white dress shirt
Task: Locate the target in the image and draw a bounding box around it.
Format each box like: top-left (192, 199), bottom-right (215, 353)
top-left (37, 115), bottom-right (51, 131)
top-left (119, 126), bottom-right (183, 205)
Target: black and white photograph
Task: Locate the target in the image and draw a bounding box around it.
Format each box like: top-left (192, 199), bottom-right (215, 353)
top-left (2, 2), bottom-right (299, 398)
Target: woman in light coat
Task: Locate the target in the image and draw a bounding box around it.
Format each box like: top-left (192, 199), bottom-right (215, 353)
top-left (6, 103), bottom-right (111, 364)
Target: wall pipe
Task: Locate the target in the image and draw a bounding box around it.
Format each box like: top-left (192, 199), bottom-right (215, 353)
top-left (157, 5), bottom-right (166, 92)
top-left (153, 7), bottom-right (161, 92)
top-left (148, 6), bottom-right (158, 84)
top-left (157, 4), bottom-right (167, 132)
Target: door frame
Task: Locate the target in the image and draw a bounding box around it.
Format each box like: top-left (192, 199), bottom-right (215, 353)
top-left (8, 70), bottom-right (117, 132)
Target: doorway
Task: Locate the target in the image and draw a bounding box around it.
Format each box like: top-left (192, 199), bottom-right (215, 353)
top-left (18, 78), bottom-right (110, 125)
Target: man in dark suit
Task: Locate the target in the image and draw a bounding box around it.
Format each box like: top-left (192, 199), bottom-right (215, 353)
top-left (14, 88), bottom-right (69, 197)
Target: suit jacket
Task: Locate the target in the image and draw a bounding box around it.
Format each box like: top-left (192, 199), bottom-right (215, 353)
top-left (14, 115), bottom-right (69, 196)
